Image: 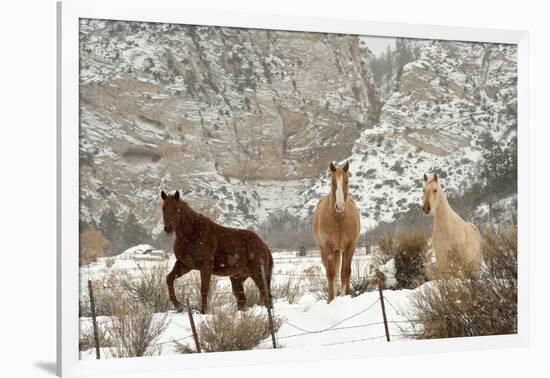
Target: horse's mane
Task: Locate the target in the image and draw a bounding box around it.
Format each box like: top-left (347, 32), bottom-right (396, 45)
top-left (175, 199), bottom-right (218, 229)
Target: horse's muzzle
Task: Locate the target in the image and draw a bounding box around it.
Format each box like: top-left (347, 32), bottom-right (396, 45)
top-left (164, 225), bottom-right (172, 234)
top-left (422, 204), bottom-right (430, 214)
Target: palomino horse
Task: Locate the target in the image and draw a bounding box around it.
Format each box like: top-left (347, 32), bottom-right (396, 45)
top-left (422, 174), bottom-right (482, 276)
top-left (161, 190), bottom-right (274, 313)
top-left (312, 161), bottom-right (361, 303)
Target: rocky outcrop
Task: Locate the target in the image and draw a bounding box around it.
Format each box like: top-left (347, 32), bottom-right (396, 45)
top-left (79, 19), bottom-right (381, 237)
top-left (79, 19), bottom-right (517, 243)
top-left (296, 41), bottom-right (518, 228)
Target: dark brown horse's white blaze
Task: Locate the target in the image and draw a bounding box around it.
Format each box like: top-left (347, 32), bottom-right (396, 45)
top-left (161, 190), bottom-right (274, 313)
top-left (312, 161), bottom-right (361, 303)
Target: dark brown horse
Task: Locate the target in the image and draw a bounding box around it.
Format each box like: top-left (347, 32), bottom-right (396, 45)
top-left (161, 190), bottom-right (274, 313)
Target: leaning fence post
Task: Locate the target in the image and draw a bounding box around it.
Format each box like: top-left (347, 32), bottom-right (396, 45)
top-left (186, 298), bottom-right (201, 353)
top-left (87, 280), bottom-right (101, 359)
top-left (260, 260), bottom-right (277, 349)
top-left (376, 271), bottom-right (391, 342)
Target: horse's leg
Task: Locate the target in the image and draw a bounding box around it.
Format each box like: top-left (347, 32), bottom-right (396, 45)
top-left (334, 249), bottom-right (342, 296)
top-left (321, 246), bottom-right (336, 303)
top-left (166, 260), bottom-right (190, 312)
top-left (341, 244), bottom-right (355, 296)
top-left (230, 275), bottom-right (247, 311)
top-left (199, 269), bottom-right (212, 314)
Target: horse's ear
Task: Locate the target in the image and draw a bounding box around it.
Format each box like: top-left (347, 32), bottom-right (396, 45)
top-left (423, 174), bottom-right (428, 182)
top-left (330, 162), bottom-right (336, 172)
top-left (343, 161), bottom-right (349, 172)
top-left (174, 190), bottom-right (180, 200)
top-left (433, 173), bottom-right (438, 182)
top-left (161, 190), bottom-right (167, 200)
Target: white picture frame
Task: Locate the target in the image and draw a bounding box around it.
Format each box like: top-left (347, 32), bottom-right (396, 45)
top-left (57, 0), bottom-right (530, 376)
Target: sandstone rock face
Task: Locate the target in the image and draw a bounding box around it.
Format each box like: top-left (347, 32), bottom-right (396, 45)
top-left (79, 19), bottom-right (381, 237)
top-left (79, 19), bottom-right (517, 246)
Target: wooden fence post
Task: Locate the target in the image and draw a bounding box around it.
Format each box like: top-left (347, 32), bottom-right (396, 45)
top-left (87, 280), bottom-right (101, 359)
top-left (186, 298), bottom-right (201, 353)
top-left (260, 260), bottom-right (277, 349)
top-left (376, 271), bottom-right (391, 342)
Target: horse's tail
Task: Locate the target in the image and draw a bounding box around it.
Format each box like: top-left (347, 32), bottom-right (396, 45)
top-left (268, 252), bottom-right (274, 278)
top-left (257, 238), bottom-right (273, 285)
top-left (263, 249), bottom-right (274, 308)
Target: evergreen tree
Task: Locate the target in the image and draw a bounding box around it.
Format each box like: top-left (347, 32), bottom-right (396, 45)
top-left (98, 209), bottom-right (122, 255)
top-left (478, 132), bottom-right (518, 212)
top-left (122, 212), bottom-right (149, 249)
top-left (393, 38), bottom-right (417, 92)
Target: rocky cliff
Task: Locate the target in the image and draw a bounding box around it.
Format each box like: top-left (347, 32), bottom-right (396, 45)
top-left (79, 19), bottom-right (381, 237)
top-left (79, 19), bottom-right (517, 247)
top-left (296, 40), bottom-right (517, 228)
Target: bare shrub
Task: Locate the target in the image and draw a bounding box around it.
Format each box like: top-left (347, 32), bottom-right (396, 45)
top-left (392, 232), bottom-right (429, 288)
top-left (195, 308), bottom-right (283, 352)
top-left (271, 271), bottom-right (303, 304)
top-left (408, 227), bottom-right (517, 339)
top-left (173, 340), bottom-right (197, 354)
top-left (175, 272), bottom-right (225, 311)
top-left (375, 234), bottom-right (395, 266)
top-left (299, 265), bottom-right (328, 301)
top-left (81, 266), bottom-right (177, 318)
top-left (79, 323), bottom-right (113, 351)
top-left (350, 259), bottom-right (376, 296)
top-left (121, 265), bottom-right (231, 312)
top-left (241, 273), bottom-right (303, 308)
top-left (106, 304), bottom-right (169, 358)
top-left (80, 282), bottom-right (124, 317)
top-left (87, 266), bottom-right (229, 317)
top-left (120, 265), bottom-right (172, 313)
top-left (482, 227), bottom-right (517, 277)
top-left (308, 274), bottom-right (329, 301)
top-left (374, 231), bottom-right (428, 289)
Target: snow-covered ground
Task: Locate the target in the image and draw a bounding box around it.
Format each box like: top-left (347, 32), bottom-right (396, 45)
top-left (80, 246), bottom-right (419, 359)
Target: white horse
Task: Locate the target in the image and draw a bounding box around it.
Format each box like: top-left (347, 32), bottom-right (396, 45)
top-left (422, 174), bottom-right (482, 276)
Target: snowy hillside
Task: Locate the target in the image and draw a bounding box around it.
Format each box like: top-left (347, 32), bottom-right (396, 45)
top-left (295, 41), bottom-right (517, 228)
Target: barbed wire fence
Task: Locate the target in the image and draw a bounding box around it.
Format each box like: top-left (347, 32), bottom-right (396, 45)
top-left (83, 267), bottom-right (413, 359)
top-left (82, 262), bottom-right (506, 359)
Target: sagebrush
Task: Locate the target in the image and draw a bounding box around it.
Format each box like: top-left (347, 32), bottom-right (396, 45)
top-left (376, 231), bottom-right (429, 289)
top-left (80, 266), bottom-right (230, 317)
top-left (190, 308), bottom-right (282, 352)
top-left (79, 324), bottom-right (112, 351)
top-left (105, 303), bottom-right (169, 358)
top-left (407, 227), bottom-right (517, 339)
